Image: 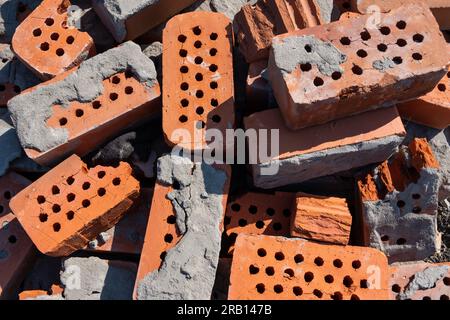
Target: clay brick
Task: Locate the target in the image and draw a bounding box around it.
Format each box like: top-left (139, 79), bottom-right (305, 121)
top-left (398, 68), bottom-right (450, 130)
top-left (244, 106), bottom-right (405, 189)
top-left (8, 41), bottom-right (160, 166)
top-left (135, 155), bottom-right (231, 300)
top-left (357, 138), bottom-right (442, 263)
top-left (290, 193), bottom-right (352, 245)
top-left (224, 192), bottom-right (295, 254)
top-left (235, 0), bottom-right (335, 63)
top-left (85, 188), bottom-right (152, 255)
top-left (389, 262), bottom-right (450, 300)
top-left (0, 172), bottom-right (35, 300)
top-left (246, 60), bottom-right (277, 113)
top-left (9, 154), bottom-right (140, 257)
top-left (162, 12), bottom-right (235, 151)
top-left (268, 3), bottom-right (449, 130)
top-left (93, 0), bottom-right (197, 42)
top-left (228, 234), bottom-right (389, 300)
top-left (12, 0), bottom-right (95, 80)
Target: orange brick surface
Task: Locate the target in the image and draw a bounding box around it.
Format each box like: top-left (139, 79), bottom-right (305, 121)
top-left (268, 3), bottom-right (449, 130)
top-left (162, 12), bottom-right (235, 151)
top-left (12, 0), bottom-right (95, 80)
top-left (228, 234), bottom-right (389, 300)
top-left (10, 155), bottom-right (140, 257)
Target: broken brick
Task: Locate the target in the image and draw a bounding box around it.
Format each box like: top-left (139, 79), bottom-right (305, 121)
top-left (290, 193), bottom-right (352, 245)
top-left (9, 154), bottom-right (140, 257)
top-left (244, 106), bottom-right (405, 189)
top-left (228, 234), bottom-right (389, 300)
top-left (162, 12), bottom-right (235, 151)
top-left (268, 3), bottom-right (449, 130)
top-left (8, 41), bottom-right (160, 166)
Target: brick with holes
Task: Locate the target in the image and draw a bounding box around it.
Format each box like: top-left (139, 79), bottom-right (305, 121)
top-left (8, 41), bottom-right (160, 166)
top-left (162, 12), bottom-right (235, 151)
top-left (398, 68), bottom-right (450, 130)
top-left (244, 106), bottom-right (405, 189)
top-left (12, 0), bottom-right (96, 80)
top-left (0, 172), bottom-right (36, 300)
top-left (235, 0), bottom-right (340, 63)
top-left (135, 154), bottom-right (231, 300)
top-left (224, 192), bottom-right (295, 254)
top-left (0, 0), bottom-right (41, 43)
top-left (357, 138), bottom-right (442, 263)
top-left (389, 261), bottom-right (450, 300)
top-left (268, 3), bottom-right (449, 130)
top-left (92, 0), bottom-right (197, 43)
top-left (228, 234), bottom-right (389, 300)
top-left (9, 154), bottom-right (140, 257)
top-left (290, 193), bottom-right (352, 245)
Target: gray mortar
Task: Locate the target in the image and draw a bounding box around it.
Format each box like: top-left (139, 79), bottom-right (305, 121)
top-left (210, 0), bottom-right (255, 20)
top-left (399, 265), bottom-right (450, 300)
top-left (8, 41), bottom-right (157, 153)
top-left (271, 35), bottom-right (347, 77)
top-left (252, 134), bottom-right (403, 189)
top-left (60, 257), bottom-right (136, 300)
top-left (314, 0), bottom-right (334, 23)
top-left (373, 58), bottom-right (395, 72)
top-left (137, 154), bottom-right (227, 300)
top-left (0, 0), bottom-right (41, 42)
top-left (0, 118), bottom-right (22, 176)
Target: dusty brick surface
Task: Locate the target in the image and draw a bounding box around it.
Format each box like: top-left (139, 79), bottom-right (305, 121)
top-left (228, 234), bottom-right (390, 300)
top-left (268, 3), bottom-right (449, 130)
top-left (9, 155), bottom-right (140, 257)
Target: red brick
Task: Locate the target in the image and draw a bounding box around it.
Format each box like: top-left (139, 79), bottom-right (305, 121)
top-left (12, 0), bottom-right (95, 80)
top-left (162, 12), bottom-right (235, 151)
top-left (9, 155), bottom-right (140, 257)
top-left (268, 3), bottom-right (449, 130)
top-left (228, 234), bottom-right (390, 300)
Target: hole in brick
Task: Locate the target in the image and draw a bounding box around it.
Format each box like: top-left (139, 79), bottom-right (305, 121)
top-left (300, 63), bottom-right (312, 72)
top-left (361, 31), bottom-right (371, 41)
top-left (56, 48), bottom-right (65, 56)
top-left (377, 44), bottom-right (388, 52)
top-left (284, 268), bottom-right (294, 277)
top-left (314, 77), bottom-right (324, 87)
top-left (180, 66), bottom-right (189, 74)
top-left (67, 193), bottom-right (75, 202)
top-left (195, 73), bottom-right (203, 82)
top-left (196, 107), bottom-right (204, 115)
top-left (111, 76), bottom-right (121, 84)
top-left (50, 33), bottom-right (59, 41)
top-left (379, 26), bottom-right (391, 35)
top-left (178, 34), bottom-right (187, 43)
top-left (92, 101), bottom-right (101, 109)
top-left (340, 37), bottom-right (351, 45)
top-left (8, 235), bottom-right (17, 244)
top-left (381, 235), bottom-right (389, 242)
top-left (249, 265), bottom-right (259, 275)
top-left (212, 115), bottom-right (221, 123)
top-left (179, 49), bottom-right (187, 57)
top-left (110, 93), bottom-right (119, 101)
top-left (75, 109), bottom-right (84, 117)
top-left (66, 36), bottom-right (75, 44)
top-left (195, 56), bottom-right (203, 64)
top-left (331, 71), bottom-right (342, 80)
top-left (97, 171), bottom-right (106, 179)
top-left (283, 209), bottom-right (291, 217)
top-left (33, 28), bottom-right (42, 37)
top-left (257, 248), bottom-right (267, 257)
top-left (437, 84), bottom-right (446, 92)
top-left (447, 72), bottom-right (450, 78)
top-left (238, 219), bottom-right (247, 227)
top-left (167, 215), bottom-right (176, 224)
top-left (413, 207), bottom-right (422, 214)
top-left (209, 64), bottom-right (218, 72)
top-left (66, 211), bottom-right (75, 220)
top-left (412, 53), bottom-right (423, 61)
top-left (112, 178), bottom-right (121, 186)
top-left (125, 86), bottom-right (134, 95)
top-left (82, 182), bottom-right (90, 190)
top-left (266, 208), bottom-right (275, 216)
top-left (82, 199), bottom-right (91, 208)
top-left (40, 42), bottom-right (50, 51)
top-left (352, 260), bottom-right (362, 269)
top-left (181, 99), bottom-right (189, 107)
top-left (275, 252), bottom-right (285, 261)
top-left (313, 289), bottom-right (323, 298)
top-left (413, 34), bottom-right (424, 43)
top-left (37, 195), bottom-right (46, 204)
top-left (52, 204), bottom-right (61, 213)
top-left (210, 33), bottom-right (218, 40)
top-left (196, 90), bottom-right (204, 98)
top-left (160, 251), bottom-right (167, 260)
top-left (293, 287), bottom-right (303, 296)
top-left (274, 285), bottom-right (283, 294)
top-left (332, 292), bottom-right (343, 300)
top-left (53, 223), bottom-right (61, 232)
top-left (193, 26), bottom-right (201, 35)
top-left (360, 279), bottom-right (369, 288)
top-left (357, 49), bottom-right (368, 58)
top-left (231, 203), bottom-right (240, 212)
top-left (396, 238), bottom-right (407, 245)
top-left (443, 277), bottom-right (450, 286)
top-left (422, 296), bottom-right (431, 300)
top-left (273, 223), bottom-right (282, 231)
top-left (392, 284), bottom-right (401, 293)
top-left (411, 194), bottom-right (421, 200)
top-left (256, 221), bottom-right (265, 229)
top-left (265, 266), bottom-right (275, 276)
top-left (256, 283), bottom-right (265, 294)
top-left (210, 48), bottom-right (217, 56)
top-left (210, 81), bottom-right (218, 89)
top-left (352, 65), bottom-right (363, 75)
top-left (294, 254), bottom-right (304, 264)
top-left (51, 186), bottom-right (60, 195)
top-left (304, 272), bottom-right (314, 282)
top-left (304, 45), bottom-right (312, 53)
top-left (39, 213), bottom-right (48, 222)
top-left (333, 259), bottom-right (343, 268)
top-left (67, 176), bottom-right (75, 185)
top-left (211, 99), bottom-right (218, 107)
top-left (441, 295), bottom-right (449, 301)
top-left (314, 257), bottom-right (324, 266)
top-left (343, 276), bottom-right (354, 287)
top-left (45, 18), bottom-right (54, 26)
top-left (164, 234), bottom-right (173, 243)
top-left (95, 187), bottom-right (105, 197)
top-left (249, 205), bottom-right (257, 214)
top-left (194, 40), bottom-right (202, 48)
top-left (397, 39), bottom-right (407, 47)
top-left (393, 56), bottom-right (403, 65)
top-left (396, 21), bottom-right (407, 30)
top-left (351, 294), bottom-right (360, 300)
top-left (325, 275), bottom-right (334, 283)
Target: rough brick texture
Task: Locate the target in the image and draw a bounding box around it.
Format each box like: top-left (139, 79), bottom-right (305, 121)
top-left (268, 3), bottom-right (449, 130)
top-left (12, 0), bottom-right (95, 80)
top-left (244, 106), bottom-right (405, 189)
top-left (357, 138), bottom-right (442, 263)
top-left (398, 68), bottom-right (450, 130)
top-left (290, 193), bottom-right (352, 245)
top-left (228, 234), bottom-right (389, 300)
top-left (10, 155), bottom-right (140, 257)
top-left (0, 172), bottom-right (35, 300)
top-left (162, 12), bottom-right (235, 151)
top-left (93, 0), bottom-right (197, 42)
top-left (8, 41), bottom-right (160, 166)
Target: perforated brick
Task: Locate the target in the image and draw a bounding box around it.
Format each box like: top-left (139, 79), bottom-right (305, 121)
top-left (224, 192), bottom-right (295, 254)
top-left (9, 155), bottom-right (140, 257)
top-left (228, 234), bottom-right (389, 300)
top-left (8, 41), bottom-right (160, 166)
top-left (268, 3), bottom-right (449, 130)
top-left (12, 0), bottom-right (95, 80)
top-left (398, 68), bottom-right (450, 130)
top-left (0, 172), bottom-right (35, 300)
top-left (162, 12), bottom-right (235, 151)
